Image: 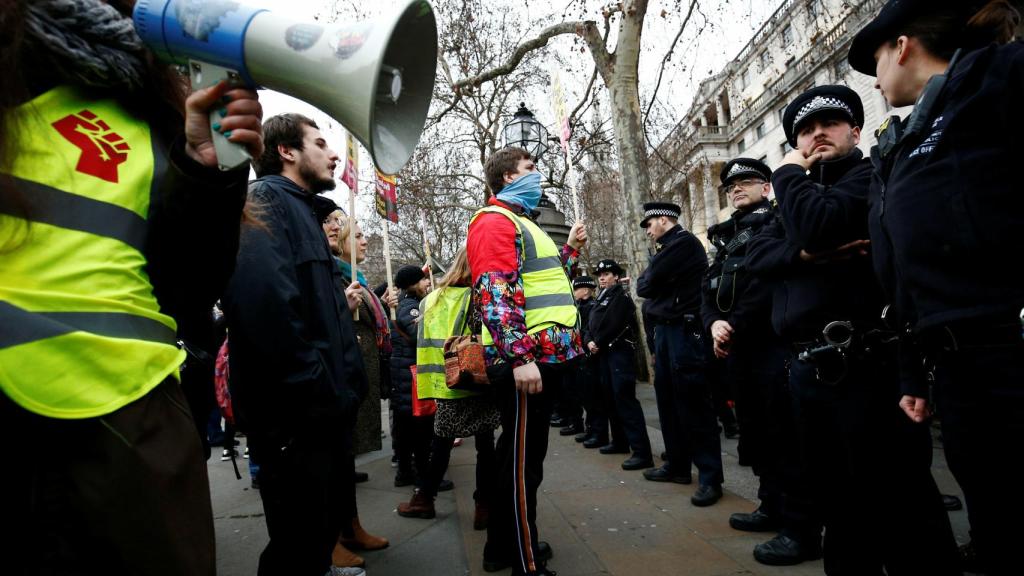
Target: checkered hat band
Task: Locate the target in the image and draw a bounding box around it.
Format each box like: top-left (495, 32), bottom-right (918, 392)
top-left (793, 96), bottom-right (853, 128)
top-left (644, 208), bottom-right (679, 219)
top-left (727, 163), bottom-right (760, 178)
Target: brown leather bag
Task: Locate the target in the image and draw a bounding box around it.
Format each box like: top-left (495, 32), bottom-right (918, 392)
top-left (443, 292), bottom-right (489, 389)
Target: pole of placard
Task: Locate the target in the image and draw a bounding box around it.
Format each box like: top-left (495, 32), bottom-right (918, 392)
top-left (349, 190), bottom-right (359, 321)
top-left (421, 213), bottom-right (435, 291)
top-left (382, 219), bottom-right (397, 321)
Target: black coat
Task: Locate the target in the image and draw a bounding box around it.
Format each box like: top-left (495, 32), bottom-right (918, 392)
top-left (636, 225), bottom-right (708, 324)
top-left (589, 283), bottom-right (637, 350)
top-left (746, 150), bottom-right (885, 341)
top-left (577, 296), bottom-right (596, 345)
top-left (223, 175), bottom-right (367, 446)
top-left (701, 202), bottom-right (775, 336)
top-left (870, 41), bottom-right (1024, 333)
top-left (389, 292), bottom-right (421, 415)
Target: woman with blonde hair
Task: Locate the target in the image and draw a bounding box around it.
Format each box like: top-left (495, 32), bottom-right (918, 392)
top-left (396, 247), bottom-right (499, 531)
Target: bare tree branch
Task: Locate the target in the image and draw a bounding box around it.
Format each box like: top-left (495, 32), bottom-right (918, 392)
top-left (643, 0), bottom-right (700, 123)
top-left (452, 21), bottom-right (590, 91)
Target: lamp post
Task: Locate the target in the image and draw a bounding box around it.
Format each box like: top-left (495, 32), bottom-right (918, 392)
top-left (502, 102), bottom-right (549, 161)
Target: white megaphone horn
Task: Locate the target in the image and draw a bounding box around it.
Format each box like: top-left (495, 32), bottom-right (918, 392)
top-left (133, 0), bottom-right (438, 175)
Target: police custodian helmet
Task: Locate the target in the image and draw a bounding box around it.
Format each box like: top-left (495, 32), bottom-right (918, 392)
top-left (782, 85), bottom-right (865, 147)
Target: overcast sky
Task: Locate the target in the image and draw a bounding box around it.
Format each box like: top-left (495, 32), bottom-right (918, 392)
top-left (239, 0), bottom-right (783, 208)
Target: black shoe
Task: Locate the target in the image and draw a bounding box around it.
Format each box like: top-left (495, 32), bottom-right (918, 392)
top-left (582, 436), bottom-right (608, 449)
top-left (574, 432), bottom-right (589, 443)
top-left (753, 534), bottom-right (822, 566)
top-left (723, 423), bottom-right (740, 439)
top-left (643, 465), bottom-right (691, 484)
top-left (942, 494), bottom-right (963, 511)
top-left (621, 455), bottom-right (654, 470)
top-left (549, 415), bottom-right (566, 428)
top-left (559, 423), bottom-right (583, 436)
top-left (690, 484), bottom-right (723, 507)
top-left (729, 507), bottom-right (779, 532)
top-left (394, 473), bottom-right (415, 487)
top-left (437, 479), bottom-right (455, 492)
top-left (483, 541), bottom-right (552, 572)
top-left (598, 443), bottom-right (630, 455)
top-left (354, 471), bottom-right (369, 483)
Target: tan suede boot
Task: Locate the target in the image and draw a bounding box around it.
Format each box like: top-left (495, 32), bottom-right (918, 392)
top-left (331, 542), bottom-right (365, 568)
top-left (396, 489), bottom-right (436, 519)
top-left (340, 516), bottom-right (389, 550)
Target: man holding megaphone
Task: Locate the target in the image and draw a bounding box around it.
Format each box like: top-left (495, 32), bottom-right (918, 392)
top-left (0, 1), bottom-right (262, 575)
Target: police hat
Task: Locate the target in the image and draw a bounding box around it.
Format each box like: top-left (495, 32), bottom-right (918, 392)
top-left (639, 202), bottom-right (682, 229)
top-left (848, 0), bottom-right (987, 76)
top-left (595, 259), bottom-right (625, 277)
top-left (720, 158), bottom-right (772, 186)
top-left (394, 264), bottom-right (426, 290)
top-left (573, 275), bottom-right (597, 290)
top-left (783, 85), bottom-right (864, 147)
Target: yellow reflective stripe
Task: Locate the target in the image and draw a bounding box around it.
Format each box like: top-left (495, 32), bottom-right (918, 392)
top-left (0, 301), bottom-right (177, 350)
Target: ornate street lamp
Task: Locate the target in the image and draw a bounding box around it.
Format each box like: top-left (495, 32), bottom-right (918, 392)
top-left (502, 102), bottom-right (549, 161)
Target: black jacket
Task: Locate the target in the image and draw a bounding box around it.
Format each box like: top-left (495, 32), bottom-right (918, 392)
top-left (636, 225), bottom-right (708, 324)
top-left (589, 283), bottom-right (637, 351)
top-left (223, 175), bottom-right (367, 445)
top-left (746, 150), bottom-right (885, 341)
top-left (870, 41), bottom-right (1024, 332)
top-left (389, 291), bottom-right (421, 415)
top-left (577, 296), bottom-right (596, 345)
top-left (701, 201), bottom-right (775, 336)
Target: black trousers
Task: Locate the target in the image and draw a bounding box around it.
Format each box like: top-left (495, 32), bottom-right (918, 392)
top-left (652, 323), bottom-right (724, 486)
top-left (573, 356), bottom-right (608, 440)
top-left (423, 430), bottom-right (496, 502)
top-left (2, 378), bottom-right (215, 576)
top-left (599, 345), bottom-right (652, 458)
top-left (484, 362), bottom-right (562, 575)
top-left (930, 331), bottom-right (1024, 575)
top-left (393, 411), bottom-right (434, 484)
top-left (788, 350), bottom-right (958, 575)
top-left (254, 406), bottom-right (353, 576)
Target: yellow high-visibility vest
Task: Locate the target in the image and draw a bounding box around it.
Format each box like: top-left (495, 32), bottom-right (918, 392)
top-left (469, 205), bottom-right (578, 347)
top-left (0, 85), bottom-right (185, 419)
top-left (415, 286), bottom-right (479, 400)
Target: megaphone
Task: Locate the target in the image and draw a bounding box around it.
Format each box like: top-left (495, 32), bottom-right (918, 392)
top-left (133, 0), bottom-right (438, 174)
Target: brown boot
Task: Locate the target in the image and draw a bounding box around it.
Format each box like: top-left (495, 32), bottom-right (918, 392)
top-left (473, 501), bottom-right (489, 531)
top-left (331, 542), bottom-right (365, 568)
top-left (397, 489), bottom-right (436, 519)
top-left (340, 516), bottom-right (389, 551)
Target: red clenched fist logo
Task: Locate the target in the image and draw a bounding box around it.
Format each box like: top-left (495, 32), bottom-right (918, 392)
top-left (52, 110), bottom-right (131, 183)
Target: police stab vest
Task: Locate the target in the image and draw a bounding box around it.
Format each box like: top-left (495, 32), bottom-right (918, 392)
top-left (0, 85), bottom-right (185, 419)
top-left (415, 286), bottom-right (479, 400)
top-left (469, 205), bottom-right (578, 346)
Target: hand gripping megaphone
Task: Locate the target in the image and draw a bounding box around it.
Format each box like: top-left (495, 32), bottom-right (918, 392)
top-left (133, 0), bottom-right (438, 174)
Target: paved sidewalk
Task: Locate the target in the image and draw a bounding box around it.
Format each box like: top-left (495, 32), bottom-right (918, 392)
top-left (210, 383), bottom-right (969, 575)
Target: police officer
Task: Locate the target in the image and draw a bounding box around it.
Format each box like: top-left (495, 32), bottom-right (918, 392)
top-left (637, 203), bottom-right (725, 507)
top-left (702, 159), bottom-right (799, 542)
top-left (745, 85), bottom-right (957, 574)
top-left (570, 276), bottom-right (608, 446)
top-left (849, 2), bottom-right (1023, 573)
top-left (588, 259), bottom-right (654, 471)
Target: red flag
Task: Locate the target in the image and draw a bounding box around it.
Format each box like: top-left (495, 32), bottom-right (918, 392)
top-left (375, 169), bottom-right (399, 224)
top-left (341, 133), bottom-right (358, 192)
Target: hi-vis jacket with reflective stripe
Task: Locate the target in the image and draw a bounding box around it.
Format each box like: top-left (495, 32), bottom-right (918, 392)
top-left (469, 205), bottom-right (578, 346)
top-left (415, 286), bottom-right (479, 400)
top-left (0, 85), bottom-right (213, 418)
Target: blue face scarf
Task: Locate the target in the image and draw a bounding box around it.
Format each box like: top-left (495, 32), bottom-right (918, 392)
top-left (497, 171), bottom-right (542, 212)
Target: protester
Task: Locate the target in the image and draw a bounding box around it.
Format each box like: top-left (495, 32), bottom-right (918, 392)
top-left (397, 248), bottom-right (500, 528)
top-left (849, 1), bottom-right (1023, 572)
top-left (637, 202), bottom-right (725, 506)
top-left (390, 263), bottom-right (435, 488)
top-left (318, 205), bottom-right (390, 569)
top-left (223, 113), bottom-right (367, 576)
top-left (0, 1), bottom-right (262, 573)
top-left (467, 147), bottom-right (586, 576)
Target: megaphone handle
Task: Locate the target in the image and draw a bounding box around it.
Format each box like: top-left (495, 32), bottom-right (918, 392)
top-left (189, 60), bottom-right (252, 172)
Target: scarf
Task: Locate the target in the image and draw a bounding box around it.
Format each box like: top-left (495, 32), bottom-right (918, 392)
top-left (336, 258), bottom-right (391, 354)
top-left (25, 0), bottom-right (148, 91)
top-left (497, 171), bottom-right (543, 212)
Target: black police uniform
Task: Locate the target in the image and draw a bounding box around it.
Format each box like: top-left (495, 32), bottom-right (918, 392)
top-left (746, 88), bottom-right (957, 573)
top-left (858, 29), bottom-right (1024, 573)
top-left (589, 275), bottom-right (653, 465)
top-left (637, 214), bottom-right (724, 492)
top-left (702, 163), bottom-right (794, 532)
top-left (569, 279), bottom-right (606, 444)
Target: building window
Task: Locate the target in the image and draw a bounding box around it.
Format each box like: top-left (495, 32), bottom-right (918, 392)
top-left (835, 57), bottom-right (851, 78)
top-left (780, 141), bottom-right (792, 156)
top-left (756, 122), bottom-right (766, 139)
top-left (807, 0), bottom-right (822, 18)
top-left (782, 24), bottom-right (794, 46)
top-left (738, 138), bottom-right (747, 153)
top-left (778, 106), bottom-right (786, 124)
top-left (739, 67), bottom-right (750, 90)
top-left (759, 51), bottom-right (770, 72)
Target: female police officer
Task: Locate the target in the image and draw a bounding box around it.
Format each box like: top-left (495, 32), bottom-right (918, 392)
top-left (849, 1), bottom-right (1023, 573)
